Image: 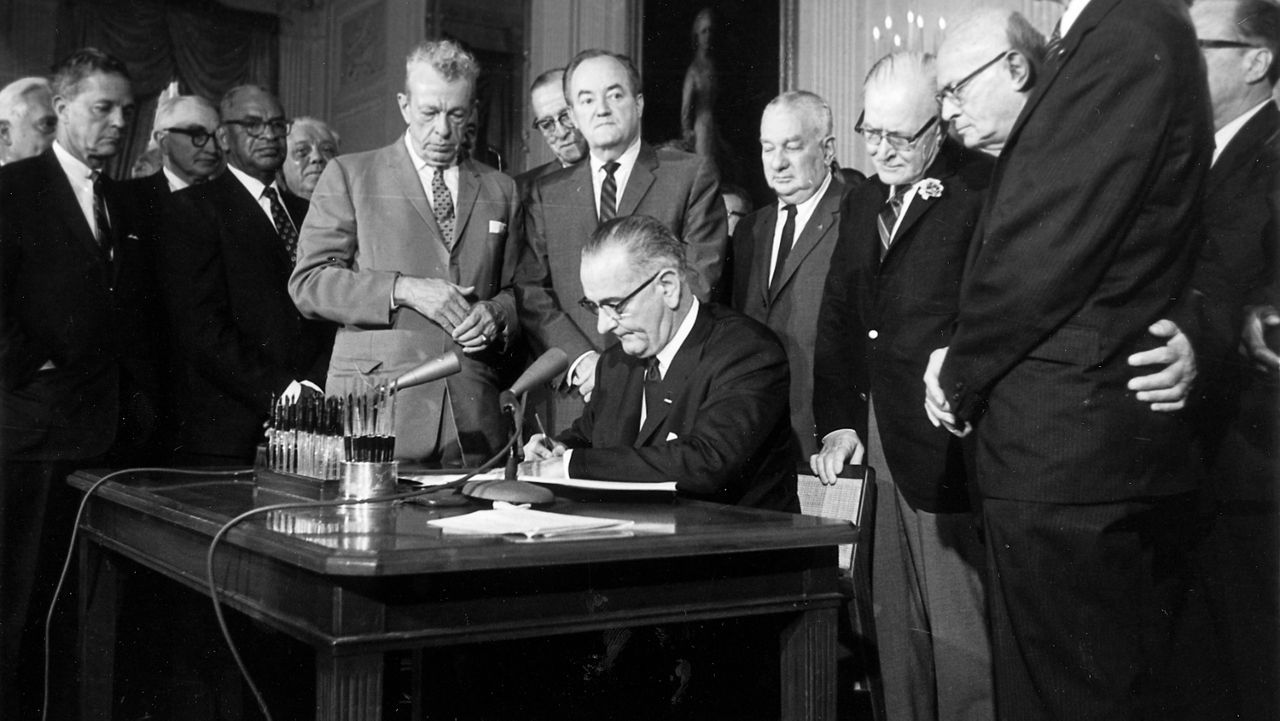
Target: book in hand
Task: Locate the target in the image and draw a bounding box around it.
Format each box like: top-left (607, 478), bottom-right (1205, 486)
top-left (427, 502), bottom-right (635, 540)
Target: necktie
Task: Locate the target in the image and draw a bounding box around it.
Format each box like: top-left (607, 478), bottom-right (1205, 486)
top-left (770, 203), bottom-right (798, 294)
top-left (262, 187), bottom-right (298, 263)
top-left (877, 186), bottom-right (905, 254)
top-left (1046, 20), bottom-right (1065, 64)
top-left (599, 161), bottom-right (620, 224)
top-left (643, 357), bottom-right (663, 424)
top-left (91, 171), bottom-right (113, 253)
top-left (430, 167), bottom-right (455, 248)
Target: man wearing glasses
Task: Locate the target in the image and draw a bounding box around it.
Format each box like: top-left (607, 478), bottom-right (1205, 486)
top-left (810, 52), bottom-right (994, 721)
top-left (157, 84), bottom-right (333, 465)
top-left (515, 67), bottom-right (587, 198)
top-left (148, 95), bottom-right (223, 191)
top-left (522, 215), bottom-right (797, 511)
top-left (291, 39), bottom-right (521, 467)
top-left (922, 1), bottom-right (1213, 719)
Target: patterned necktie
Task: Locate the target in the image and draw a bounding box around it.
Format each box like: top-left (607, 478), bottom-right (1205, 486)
top-left (770, 203), bottom-right (798, 293)
top-left (91, 171), bottom-right (113, 253)
top-left (430, 167), bottom-right (455, 248)
top-left (1046, 19), bottom-right (1065, 64)
top-left (599, 161), bottom-right (620, 224)
top-left (261, 187), bottom-right (298, 263)
top-left (877, 186), bottom-right (905, 253)
top-left (643, 357), bottom-right (663, 424)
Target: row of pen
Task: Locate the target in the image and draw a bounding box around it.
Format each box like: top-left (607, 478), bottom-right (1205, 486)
top-left (266, 386), bottom-right (398, 480)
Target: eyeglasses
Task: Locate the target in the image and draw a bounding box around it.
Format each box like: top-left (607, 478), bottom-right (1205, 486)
top-left (935, 50), bottom-right (1012, 106)
top-left (223, 116), bottom-right (290, 138)
top-left (533, 110), bottom-right (575, 135)
top-left (1197, 38), bottom-right (1263, 50)
top-left (162, 126), bottom-right (215, 148)
top-left (578, 270), bottom-right (664, 319)
top-left (855, 113), bottom-right (939, 152)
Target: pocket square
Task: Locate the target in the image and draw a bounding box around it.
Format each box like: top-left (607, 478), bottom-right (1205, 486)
top-left (665, 432), bottom-right (679, 442)
top-left (488, 220), bottom-right (507, 234)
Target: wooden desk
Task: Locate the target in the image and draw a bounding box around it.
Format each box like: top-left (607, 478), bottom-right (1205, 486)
top-left (72, 469), bottom-right (856, 720)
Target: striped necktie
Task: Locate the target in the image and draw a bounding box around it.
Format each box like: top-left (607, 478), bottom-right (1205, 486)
top-left (599, 161), bottom-right (620, 224)
top-left (877, 186), bottom-right (904, 253)
top-left (1046, 19), bottom-right (1065, 64)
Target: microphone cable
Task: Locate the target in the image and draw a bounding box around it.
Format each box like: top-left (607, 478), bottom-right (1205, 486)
top-left (41, 466), bottom-right (257, 721)
top-left (204, 433), bottom-right (518, 721)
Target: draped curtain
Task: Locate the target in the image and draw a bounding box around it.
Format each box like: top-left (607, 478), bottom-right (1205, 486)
top-left (55, 0), bottom-right (278, 178)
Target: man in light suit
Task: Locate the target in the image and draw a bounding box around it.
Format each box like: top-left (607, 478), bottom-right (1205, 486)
top-left (924, 1), bottom-right (1213, 718)
top-left (523, 215), bottom-right (797, 513)
top-left (291, 39), bottom-right (521, 466)
top-left (514, 67), bottom-right (586, 199)
top-left (731, 90), bottom-right (850, 459)
top-left (0, 77), bottom-right (56, 166)
top-left (515, 49), bottom-right (727, 430)
top-left (0, 48), bottom-right (160, 721)
top-left (811, 54), bottom-right (994, 721)
top-left (158, 85), bottom-right (333, 465)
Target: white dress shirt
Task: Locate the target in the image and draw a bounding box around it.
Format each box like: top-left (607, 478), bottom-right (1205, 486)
top-left (52, 140), bottom-right (103, 238)
top-left (590, 136), bottom-right (642, 216)
top-left (163, 166), bottom-right (189, 192)
top-left (770, 172), bottom-right (833, 283)
top-left (1058, 0), bottom-right (1092, 37)
top-left (226, 164), bottom-right (291, 234)
top-left (404, 133), bottom-right (458, 211)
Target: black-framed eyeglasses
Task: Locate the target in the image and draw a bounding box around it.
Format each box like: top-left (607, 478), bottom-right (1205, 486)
top-left (578, 270), bottom-right (664, 319)
top-left (855, 113), bottom-right (939, 153)
top-left (223, 116), bottom-right (290, 138)
top-left (1197, 38), bottom-right (1262, 50)
top-left (162, 126), bottom-right (215, 148)
top-left (533, 109), bottom-right (575, 135)
top-left (935, 50), bottom-right (1012, 106)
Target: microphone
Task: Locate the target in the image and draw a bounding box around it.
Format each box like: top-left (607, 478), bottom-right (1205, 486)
top-left (498, 348), bottom-right (569, 412)
top-left (390, 349), bottom-right (463, 391)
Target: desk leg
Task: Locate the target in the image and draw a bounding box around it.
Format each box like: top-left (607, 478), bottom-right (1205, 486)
top-left (779, 606), bottom-right (838, 721)
top-left (79, 541), bottom-right (118, 721)
top-left (317, 651), bottom-right (383, 721)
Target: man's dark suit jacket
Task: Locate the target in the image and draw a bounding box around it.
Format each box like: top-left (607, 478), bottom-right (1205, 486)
top-left (556, 302), bottom-right (799, 512)
top-left (516, 142), bottom-right (727, 366)
top-left (158, 170), bottom-right (333, 461)
top-left (0, 150), bottom-right (161, 460)
top-left (938, 0), bottom-right (1212, 504)
top-left (813, 141), bottom-right (992, 513)
top-left (514, 159), bottom-right (563, 202)
top-left (1192, 102), bottom-right (1280, 503)
top-left (731, 174), bottom-right (848, 459)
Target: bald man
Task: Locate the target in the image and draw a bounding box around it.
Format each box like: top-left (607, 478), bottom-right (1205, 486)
top-left (0, 77), bottom-right (56, 165)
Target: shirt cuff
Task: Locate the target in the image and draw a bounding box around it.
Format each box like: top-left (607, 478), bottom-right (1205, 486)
top-left (561, 449), bottom-right (574, 477)
top-left (566, 350), bottom-right (595, 386)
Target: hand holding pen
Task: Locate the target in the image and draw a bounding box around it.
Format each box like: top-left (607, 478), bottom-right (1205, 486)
top-left (522, 413), bottom-right (566, 461)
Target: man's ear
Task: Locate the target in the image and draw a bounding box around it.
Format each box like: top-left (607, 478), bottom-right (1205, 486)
top-left (1006, 51), bottom-right (1035, 93)
top-left (0, 120), bottom-right (11, 148)
top-left (658, 268), bottom-right (683, 308)
top-left (215, 125), bottom-right (232, 153)
top-left (1244, 46), bottom-right (1274, 86)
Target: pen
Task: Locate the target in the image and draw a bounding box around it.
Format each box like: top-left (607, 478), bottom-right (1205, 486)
top-left (534, 413), bottom-right (556, 451)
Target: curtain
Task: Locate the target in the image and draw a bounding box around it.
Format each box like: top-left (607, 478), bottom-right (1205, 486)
top-left (55, 0), bottom-right (279, 178)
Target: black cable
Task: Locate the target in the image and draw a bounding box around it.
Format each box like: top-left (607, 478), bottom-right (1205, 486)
top-left (41, 466), bottom-right (256, 721)
top-left (205, 433), bottom-right (517, 721)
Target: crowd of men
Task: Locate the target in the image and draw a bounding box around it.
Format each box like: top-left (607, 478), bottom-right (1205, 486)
top-left (1, 0), bottom-right (1277, 718)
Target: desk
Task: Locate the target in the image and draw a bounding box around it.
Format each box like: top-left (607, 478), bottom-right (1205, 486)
top-left (72, 469), bottom-right (856, 720)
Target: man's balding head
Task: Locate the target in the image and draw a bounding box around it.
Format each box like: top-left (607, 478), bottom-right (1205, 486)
top-left (153, 95), bottom-right (221, 185)
top-left (1193, 0), bottom-right (1280, 130)
top-left (0, 77), bottom-right (56, 164)
top-left (936, 8), bottom-right (1045, 156)
top-left (861, 52), bottom-right (944, 186)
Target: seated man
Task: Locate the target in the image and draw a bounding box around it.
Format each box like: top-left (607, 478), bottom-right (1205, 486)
top-left (522, 214), bottom-right (798, 512)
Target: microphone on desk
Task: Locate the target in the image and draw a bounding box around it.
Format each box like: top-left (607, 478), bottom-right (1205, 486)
top-left (391, 349), bottom-right (463, 391)
top-left (461, 348), bottom-right (569, 506)
top-left (499, 348), bottom-right (570, 412)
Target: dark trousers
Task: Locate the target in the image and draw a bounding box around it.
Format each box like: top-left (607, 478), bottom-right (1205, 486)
top-left (980, 493), bottom-right (1198, 721)
top-left (1, 459), bottom-right (88, 721)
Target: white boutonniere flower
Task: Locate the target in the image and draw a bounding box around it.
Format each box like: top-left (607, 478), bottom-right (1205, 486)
top-left (918, 178), bottom-right (944, 199)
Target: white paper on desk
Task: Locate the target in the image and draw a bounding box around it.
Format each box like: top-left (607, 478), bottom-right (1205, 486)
top-left (427, 504), bottom-right (635, 539)
top-left (402, 470), bottom-right (677, 493)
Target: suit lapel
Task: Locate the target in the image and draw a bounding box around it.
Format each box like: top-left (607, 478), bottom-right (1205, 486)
top-left (617, 143), bottom-right (657, 218)
top-left (453, 159), bottom-right (480, 249)
top-left (39, 153), bottom-right (104, 269)
top-left (770, 176), bottom-right (844, 300)
top-left (570, 161), bottom-right (599, 245)
top-left (617, 356), bottom-right (646, 445)
top-left (635, 304), bottom-right (711, 445)
top-left (389, 139), bottom-right (447, 243)
top-left (1212, 102), bottom-right (1280, 185)
top-left (883, 141), bottom-right (959, 264)
top-left (754, 205), bottom-right (779, 308)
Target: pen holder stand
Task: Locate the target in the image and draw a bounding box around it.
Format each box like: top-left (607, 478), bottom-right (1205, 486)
top-left (340, 460), bottom-right (399, 500)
